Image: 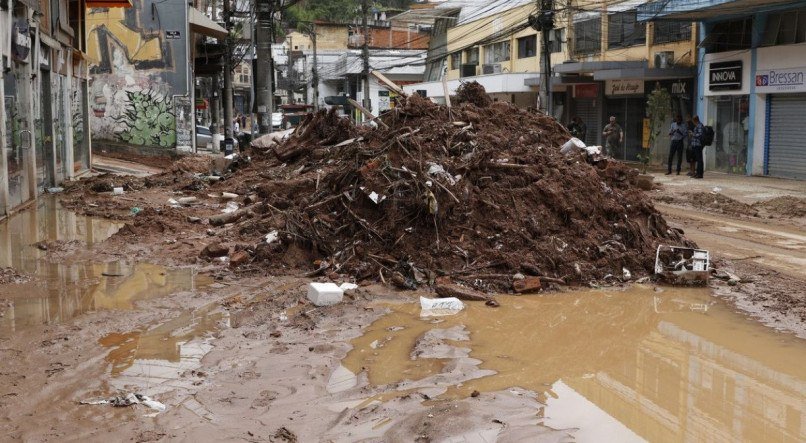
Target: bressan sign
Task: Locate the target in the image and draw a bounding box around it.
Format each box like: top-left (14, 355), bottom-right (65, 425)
top-left (756, 67), bottom-right (806, 93)
top-left (709, 61), bottom-right (742, 91)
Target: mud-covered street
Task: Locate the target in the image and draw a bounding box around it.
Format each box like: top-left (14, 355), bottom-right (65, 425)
top-left (1, 94), bottom-right (805, 442)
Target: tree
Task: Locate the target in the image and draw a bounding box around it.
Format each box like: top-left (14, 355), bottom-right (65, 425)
top-left (638, 86), bottom-right (671, 174)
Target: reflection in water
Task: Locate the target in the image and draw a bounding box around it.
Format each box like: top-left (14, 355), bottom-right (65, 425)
top-left (100, 306), bottom-right (227, 396)
top-left (0, 197), bottom-right (211, 335)
top-left (344, 287), bottom-right (806, 442)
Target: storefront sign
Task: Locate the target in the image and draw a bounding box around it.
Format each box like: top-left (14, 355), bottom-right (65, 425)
top-left (709, 61), bottom-right (742, 91)
top-left (606, 79), bottom-right (644, 96)
top-left (755, 67), bottom-right (806, 93)
top-left (574, 84), bottom-right (598, 99)
top-left (671, 81), bottom-right (687, 95)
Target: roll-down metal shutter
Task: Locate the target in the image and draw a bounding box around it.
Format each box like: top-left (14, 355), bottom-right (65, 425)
top-left (768, 94), bottom-right (806, 179)
top-left (576, 99), bottom-right (599, 147)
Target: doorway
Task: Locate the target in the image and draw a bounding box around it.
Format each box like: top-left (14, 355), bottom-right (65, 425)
top-left (38, 68), bottom-right (55, 189)
top-left (605, 96), bottom-right (645, 161)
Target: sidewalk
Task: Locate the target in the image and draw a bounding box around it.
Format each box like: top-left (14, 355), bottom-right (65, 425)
top-left (650, 171), bottom-right (806, 204)
top-left (91, 155), bottom-right (166, 177)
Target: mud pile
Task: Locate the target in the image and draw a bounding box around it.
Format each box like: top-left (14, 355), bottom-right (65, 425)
top-left (225, 91), bottom-right (691, 288)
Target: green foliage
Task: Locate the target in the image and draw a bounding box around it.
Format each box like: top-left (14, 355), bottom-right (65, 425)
top-left (642, 86), bottom-right (672, 172)
top-left (286, 0), bottom-right (359, 28)
top-left (117, 91), bottom-right (176, 147)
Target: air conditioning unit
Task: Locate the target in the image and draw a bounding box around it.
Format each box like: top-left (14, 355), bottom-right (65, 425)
top-left (482, 63), bottom-right (501, 74)
top-left (460, 63), bottom-right (477, 78)
top-left (655, 51), bottom-right (675, 69)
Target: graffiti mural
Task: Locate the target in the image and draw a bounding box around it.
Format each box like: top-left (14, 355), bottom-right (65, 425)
top-left (117, 90), bottom-right (176, 147)
top-left (86, 0), bottom-right (188, 149)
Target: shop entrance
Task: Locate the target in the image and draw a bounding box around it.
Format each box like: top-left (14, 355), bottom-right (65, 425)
top-left (605, 97), bottom-right (645, 161)
top-left (5, 62), bottom-right (33, 210)
top-left (38, 68), bottom-right (55, 189)
top-left (711, 95), bottom-right (749, 174)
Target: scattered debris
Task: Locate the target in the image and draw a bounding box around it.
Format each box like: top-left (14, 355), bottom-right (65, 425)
top-left (654, 245), bottom-right (709, 286)
top-left (307, 282), bottom-right (344, 306)
top-left (80, 393), bottom-right (166, 413)
top-left (201, 242), bottom-right (229, 258)
top-left (435, 278), bottom-right (489, 301)
top-left (513, 276), bottom-right (542, 293)
top-left (420, 296), bottom-right (465, 316)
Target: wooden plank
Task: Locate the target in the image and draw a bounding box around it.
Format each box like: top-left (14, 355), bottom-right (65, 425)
top-left (370, 70), bottom-right (405, 96)
top-left (347, 98), bottom-right (390, 129)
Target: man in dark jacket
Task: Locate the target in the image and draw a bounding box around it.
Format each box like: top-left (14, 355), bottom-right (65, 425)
top-left (690, 116), bottom-right (705, 179)
top-left (666, 114), bottom-right (687, 175)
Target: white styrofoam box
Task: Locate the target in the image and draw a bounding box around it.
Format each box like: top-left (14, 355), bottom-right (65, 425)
top-left (307, 282), bottom-right (344, 306)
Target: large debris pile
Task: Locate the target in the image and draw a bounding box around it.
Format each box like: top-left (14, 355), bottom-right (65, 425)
top-left (223, 90), bottom-right (691, 288)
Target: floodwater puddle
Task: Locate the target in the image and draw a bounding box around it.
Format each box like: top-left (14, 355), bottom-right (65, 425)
top-left (0, 198), bottom-right (212, 336)
top-left (343, 286), bottom-right (806, 442)
top-left (99, 305), bottom-right (228, 395)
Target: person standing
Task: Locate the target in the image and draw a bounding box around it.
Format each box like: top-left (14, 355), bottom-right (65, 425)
top-left (602, 116), bottom-right (623, 157)
top-left (568, 116), bottom-right (587, 142)
top-left (685, 115), bottom-right (696, 176)
top-left (666, 114), bottom-right (687, 175)
top-left (690, 116), bottom-right (705, 179)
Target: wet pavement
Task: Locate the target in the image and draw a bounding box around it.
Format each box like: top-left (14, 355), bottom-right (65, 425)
top-left (0, 198), bottom-right (211, 336)
top-left (343, 287), bottom-right (806, 442)
top-left (100, 304), bottom-right (228, 396)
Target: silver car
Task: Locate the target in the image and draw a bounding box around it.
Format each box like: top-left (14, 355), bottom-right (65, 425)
top-left (196, 125), bottom-right (213, 149)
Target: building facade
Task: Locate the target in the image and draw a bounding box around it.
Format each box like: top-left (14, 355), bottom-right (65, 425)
top-left (407, 0), bottom-right (698, 165)
top-left (86, 0), bottom-right (226, 156)
top-left (0, 0), bottom-right (126, 219)
top-left (640, 0), bottom-right (806, 179)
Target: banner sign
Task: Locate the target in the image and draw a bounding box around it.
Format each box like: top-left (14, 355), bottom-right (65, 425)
top-left (606, 79), bottom-right (644, 96)
top-left (755, 67), bottom-right (806, 93)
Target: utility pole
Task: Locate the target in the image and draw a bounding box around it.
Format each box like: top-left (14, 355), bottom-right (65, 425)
top-left (255, 0), bottom-right (274, 134)
top-left (531, 0), bottom-right (554, 116)
top-left (223, 0), bottom-right (234, 150)
top-left (361, 0), bottom-right (371, 115)
top-left (310, 25), bottom-right (319, 110)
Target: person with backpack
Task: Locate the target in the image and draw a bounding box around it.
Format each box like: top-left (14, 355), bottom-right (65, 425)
top-left (690, 116), bottom-right (707, 179)
top-left (666, 114), bottom-right (687, 175)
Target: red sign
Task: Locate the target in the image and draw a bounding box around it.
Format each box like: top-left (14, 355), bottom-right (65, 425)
top-left (574, 84), bottom-right (598, 99)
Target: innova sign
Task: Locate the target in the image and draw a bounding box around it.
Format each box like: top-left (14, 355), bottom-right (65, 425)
top-left (709, 61), bottom-right (742, 91)
top-left (756, 67), bottom-right (806, 93)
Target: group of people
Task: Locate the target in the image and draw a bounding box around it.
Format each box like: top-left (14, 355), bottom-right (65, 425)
top-left (566, 114), bottom-right (707, 179)
top-left (667, 114), bottom-right (706, 179)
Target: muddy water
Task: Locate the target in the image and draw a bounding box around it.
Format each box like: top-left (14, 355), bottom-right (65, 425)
top-left (0, 198), bottom-right (211, 335)
top-left (99, 305), bottom-right (228, 396)
top-left (344, 287), bottom-right (806, 442)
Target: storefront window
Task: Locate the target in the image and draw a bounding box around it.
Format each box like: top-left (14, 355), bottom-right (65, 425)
top-left (709, 95), bottom-right (749, 174)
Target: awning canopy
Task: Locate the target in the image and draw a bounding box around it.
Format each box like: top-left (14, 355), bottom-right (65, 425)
top-left (554, 60), bottom-right (646, 75)
top-left (637, 0), bottom-right (793, 22)
top-left (86, 0), bottom-right (132, 7)
top-left (189, 7), bottom-right (228, 40)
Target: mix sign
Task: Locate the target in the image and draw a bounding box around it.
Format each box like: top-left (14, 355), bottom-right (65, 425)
top-left (755, 67), bottom-right (806, 93)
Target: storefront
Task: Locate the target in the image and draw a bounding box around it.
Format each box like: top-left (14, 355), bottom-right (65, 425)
top-left (604, 79), bottom-right (645, 161)
top-left (702, 42), bottom-right (806, 179)
top-left (569, 83), bottom-right (601, 147)
top-left (755, 45), bottom-right (806, 180)
top-left (701, 51), bottom-right (752, 175)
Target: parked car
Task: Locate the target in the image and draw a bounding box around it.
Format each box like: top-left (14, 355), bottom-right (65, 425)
top-left (271, 112), bottom-right (283, 131)
top-left (196, 125), bottom-right (213, 149)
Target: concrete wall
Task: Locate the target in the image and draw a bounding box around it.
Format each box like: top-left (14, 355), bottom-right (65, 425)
top-left (86, 0), bottom-right (191, 154)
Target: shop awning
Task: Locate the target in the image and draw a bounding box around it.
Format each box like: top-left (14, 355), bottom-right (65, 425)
top-left (593, 67), bottom-right (695, 81)
top-left (189, 7), bottom-right (228, 40)
top-left (637, 0), bottom-right (793, 22)
top-left (86, 0), bottom-right (132, 8)
top-left (554, 60), bottom-right (646, 75)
